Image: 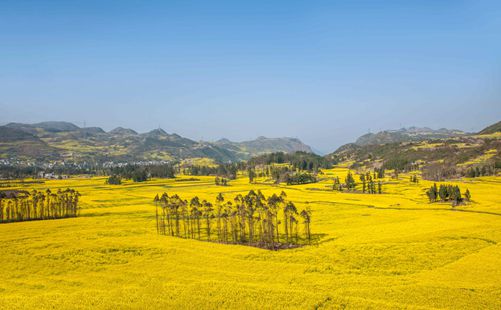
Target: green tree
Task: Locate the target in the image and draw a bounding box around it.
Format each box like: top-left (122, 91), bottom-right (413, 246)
top-left (464, 189), bottom-right (471, 202)
top-left (345, 171), bottom-right (356, 191)
top-left (300, 208), bottom-right (311, 242)
top-left (248, 168), bottom-right (256, 183)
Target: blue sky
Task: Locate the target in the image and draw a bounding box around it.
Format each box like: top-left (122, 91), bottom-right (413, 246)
top-left (1, 1), bottom-right (500, 153)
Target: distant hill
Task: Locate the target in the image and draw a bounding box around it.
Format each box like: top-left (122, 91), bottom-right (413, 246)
top-left (6, 121), bottom-right (79, 133)
top-left (355, 127), bottom-right (466, 146)
top-left (327, 123), bottom-right (500, 180)
top-left (0, 126), bottom-right (61, 160)
top-left (478, 121), bottom-right (501, 135)
top-left (0, 122), bottom-right (313, 163)
top-left (109, 127), bottom-right (138, 136)
top-left (0, 126), bottom-right (39, 142)
top-left (213, 136), bottom-right (313, 159)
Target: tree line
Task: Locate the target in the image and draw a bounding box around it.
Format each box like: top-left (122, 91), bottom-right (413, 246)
top-left (214, 176), bottom-right (229, 186)
top-left (463, 165), bottom-right (497, 178)
top-left (284, 172), bottom-right (317, 185)
top-left (426, 183), bottom-right (471, 206)
top-left (0, 188), bottom-right (80, 223)
top-left (359, 172), bottom-right (383, 194)
top-left (333, 170), bottom-right (383, 194)
top-left (182, 163), bottom-right (240, 179)
top-left (382, 156), bottom-right (412, 171)
top-left (106, 164), bottom-right (176, 182)
top-left (248, 165), bottom-right (318, 185)
top-left (106, 175), bottom-right (122, 185)
top-left (153, 190), bottom-right (312, 250)
top-left (0, 162), bottom-right (96, 179)
top-left (247, 151), bottom-right (332, 172)
top-left (245, 151), bottom-right (333, 184)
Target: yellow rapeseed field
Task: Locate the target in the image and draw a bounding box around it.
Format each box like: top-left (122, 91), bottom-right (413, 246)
top-left (1, 169), bottom-right (500, 309)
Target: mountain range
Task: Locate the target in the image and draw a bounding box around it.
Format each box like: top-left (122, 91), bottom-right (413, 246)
top-left (354, 127), bottom-right (467, 146)
top-left (1, 120), bottom-right (500, 171)
top-left (0, 121), bottom-right (312, 163)
top-left (327, 122), bottom-right (501, 179)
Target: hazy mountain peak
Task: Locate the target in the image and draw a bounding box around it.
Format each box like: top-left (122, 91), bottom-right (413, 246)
top-left (109, 127), bottom-right (138, 135)
top-left (216, 138), bottom-right (232, 144)
top-left (145, 128), bottom-right (168, 136)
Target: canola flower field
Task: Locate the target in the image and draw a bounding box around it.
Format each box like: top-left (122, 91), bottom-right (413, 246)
top-left (1, 168), bottom-right (500, 309)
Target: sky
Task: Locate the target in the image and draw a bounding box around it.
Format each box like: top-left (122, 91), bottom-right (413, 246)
top-left (0, 1), bottom-right (500, 153)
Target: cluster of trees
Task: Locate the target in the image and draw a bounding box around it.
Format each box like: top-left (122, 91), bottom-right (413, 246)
top-left (247, 151), bottom-right (332, 172)
top-left (382, 157), bottom-right (411, 171)
top-left (374, 168), bottom-right (385, 178)
top-left (285, 172), bottom-right (317, 185)
top-left (245, 152), bottom-right (331, 185)
top-left (333, 175), bottom-right (357, 191)
top-left (423, 161), bottom-right (498, 181)
top-left (271, 167), bottom-right (318, 185)
top-left (248, 168), bottom-right (257, 183)
top-left (106, 175), bottom-right (122, 185)
top-left (359, 173), bottom-right (382, 194)
top-left (107, 164), bottom-right (175, 182)
top-left (332, 171), bottom-right (383, 194)
top-left (0, 165), bottom-right (45, 179)
top-left (0, 188), bottom-right (80, 223)
top-left (131, 168), bottom-right (149, 182)
top-left (153, 190), bottom-right (312, 250)
top-left (248, 165), bottom-right (319, 185)
top-left (463, 165), bottom-right (496, 178)
top-left (270, 166), bottom-right (291, 183)
top-left (426, 183), bottom-right (471, 206)
top-left (215, 176), bottom-right (229, 186)
top-left (247, 166), bottom-right (279, 181)
top-left (345, 172), bottom-right (356, 190)
top-left (182, 163), bottom-right (239, 179)
top-left (148, 164), bottom-right (176, 178)
top-left (332, 176), bottom-right (342, 191)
